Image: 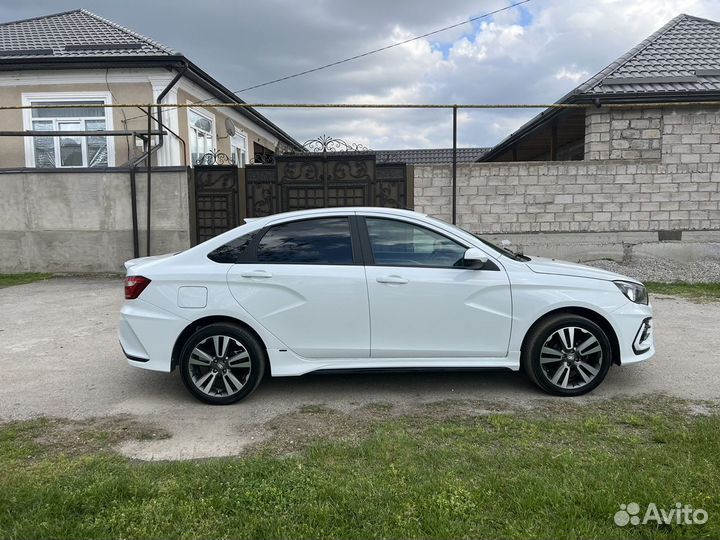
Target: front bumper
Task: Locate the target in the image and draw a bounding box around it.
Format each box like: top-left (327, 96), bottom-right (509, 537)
top-left (608, 300), bottom-right (655, 365)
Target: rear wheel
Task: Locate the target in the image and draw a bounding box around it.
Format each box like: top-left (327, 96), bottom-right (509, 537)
top-left (179, 323), bottom-right (265, 405)
top-left (522, 314), bottom-right (612, 396)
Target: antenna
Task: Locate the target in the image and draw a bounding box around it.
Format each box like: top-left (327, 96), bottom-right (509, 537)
top-left (225, 118), bottom-right (236, 137)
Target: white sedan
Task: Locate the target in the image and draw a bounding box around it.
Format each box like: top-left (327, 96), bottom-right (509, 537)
top-left (119, 207), bottom-right (654, 404)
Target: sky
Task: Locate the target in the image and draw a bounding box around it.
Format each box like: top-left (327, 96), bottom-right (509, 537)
top-left (2, 0), bottom-right (720, 149)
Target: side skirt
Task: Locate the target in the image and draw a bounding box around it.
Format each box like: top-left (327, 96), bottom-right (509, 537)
top-left (266, 349), bottom-right (522, 377)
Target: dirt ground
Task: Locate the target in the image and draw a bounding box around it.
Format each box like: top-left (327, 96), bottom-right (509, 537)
top-left (1, 277), bottom-right (719, 460)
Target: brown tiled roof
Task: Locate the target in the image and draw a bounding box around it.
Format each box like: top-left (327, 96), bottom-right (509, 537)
top-left (0, 9), bottom-right (175, 59)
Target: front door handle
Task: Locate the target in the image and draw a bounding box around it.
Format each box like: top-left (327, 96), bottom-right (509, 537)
top-left (240, 270), bottom-right (272, 279)
top-left (376, 275), bottom-right (409, 285)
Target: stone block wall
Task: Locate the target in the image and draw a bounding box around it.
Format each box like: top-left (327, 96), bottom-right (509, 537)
top-left (661, 107), bottom-right (720, 164)
top-left (414, 161), bottom-right (720, 235)
top-left (585, 108), bottom-right (662, 160)
top-left (415, 105), bottom-right (720, 243)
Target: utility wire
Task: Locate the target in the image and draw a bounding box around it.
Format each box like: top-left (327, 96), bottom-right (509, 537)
top-left (234, 0), bottom-right (531, 94)
top-left (122, 0), bottom-right (531, 122)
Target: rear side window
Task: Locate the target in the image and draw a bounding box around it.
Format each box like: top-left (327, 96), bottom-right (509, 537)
top-left (256, 218), bottom-right (354, 264)
top-left (207, 231), bottom-right (258, 263)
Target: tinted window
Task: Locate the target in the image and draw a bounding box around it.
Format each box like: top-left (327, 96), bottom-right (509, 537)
top-left (256, 218), bottom-right (354, 264)
top-left (207, 231), bottom-right (258, 263)
top-left (366, 218), bottom-right (467, 268)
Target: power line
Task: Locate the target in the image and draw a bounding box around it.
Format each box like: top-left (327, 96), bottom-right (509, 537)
top-left (234, 0), bottom-right (532, 94)
top-left (123, 0), bottom-right (531, 122)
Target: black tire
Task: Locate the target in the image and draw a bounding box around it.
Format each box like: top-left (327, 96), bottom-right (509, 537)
top-left (179, 323), bottom-right (266, 405)
top-left (522, 313), bottom-right (612, 396)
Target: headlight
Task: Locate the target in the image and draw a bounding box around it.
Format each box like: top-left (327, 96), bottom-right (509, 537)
top-left (614, 280), bottom-right (648, 305)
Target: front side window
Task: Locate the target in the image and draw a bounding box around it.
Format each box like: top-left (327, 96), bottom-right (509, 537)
top-left (189, 109), bottom-right (214, 165)
top-left (30, 100), bottom-right (108, 168)
top-left (366, 218), bottom-right (467, 268)
top-left (257, 218), bottom-right (354, 264)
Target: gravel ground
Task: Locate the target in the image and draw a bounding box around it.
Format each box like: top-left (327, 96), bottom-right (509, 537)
top-left (1, 277), bottom-right (720, 460)
top-left (586, 258), bottom-right (720, 283)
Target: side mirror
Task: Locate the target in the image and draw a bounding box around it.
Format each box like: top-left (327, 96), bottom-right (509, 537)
top-left (463, 247), bottom-right (489, 269)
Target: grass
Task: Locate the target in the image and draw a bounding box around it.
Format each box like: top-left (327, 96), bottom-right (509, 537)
top-left (1, 398), bottom-right (719, 539)
top-left (646, 281), bottom-right (720, 300)
top-left (0, 273), bottom-right (52, 288)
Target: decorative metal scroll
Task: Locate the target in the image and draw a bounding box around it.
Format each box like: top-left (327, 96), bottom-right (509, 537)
top-left (196, 149), bottom-right (234, 166)
top-left (250, 152), bottom-right (276, 165)
top-left (300, 135), bottom-right (370, 153)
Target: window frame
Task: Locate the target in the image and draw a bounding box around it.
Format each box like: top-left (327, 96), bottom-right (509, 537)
top-left (230, 131), bottom-right (249, 167)
top-left (358, 216), bottom-right (498, 271)
top-left (187, 107), bottom-right (216, 166)
top-left (207, 216), bottom-right (363, 266)
top-left (22, 91), bottom-right (115, 168)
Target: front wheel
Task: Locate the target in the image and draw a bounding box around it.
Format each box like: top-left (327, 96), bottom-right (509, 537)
top-left (522, 314), bottom-right (612, 396)
top-left (179, 323), bottom-right (266, 405)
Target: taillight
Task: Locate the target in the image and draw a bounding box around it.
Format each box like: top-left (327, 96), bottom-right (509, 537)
top-left (125, 276), bottom-right (151, 299)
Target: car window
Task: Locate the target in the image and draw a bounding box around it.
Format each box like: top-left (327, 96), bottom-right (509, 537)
top-left (365, 218), bottom-right (467, 268)
top-left (256, 217), bottom-right (354, 264)
top-left (207, 231), bottom-right (258, 263)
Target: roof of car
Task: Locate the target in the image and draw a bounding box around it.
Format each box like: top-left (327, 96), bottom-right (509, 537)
top-left (245, 207), bottom-right (427, 223)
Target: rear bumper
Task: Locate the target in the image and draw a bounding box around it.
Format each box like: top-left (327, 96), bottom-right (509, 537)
top-left (608, 301), bottom-right (655, 365)
top-left (118, 299), bottom-right (188, 372)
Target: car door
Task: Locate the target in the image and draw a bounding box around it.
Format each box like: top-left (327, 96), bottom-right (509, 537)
top-left (360, 216), bottom-right (512, 358)
top-left (226, 215), bottom-right (369, 359)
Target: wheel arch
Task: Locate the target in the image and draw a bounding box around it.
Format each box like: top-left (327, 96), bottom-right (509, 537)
top-left (521, 306), bottom-right (621, 365)
top-left (171, 315), bottom-right (271, 374)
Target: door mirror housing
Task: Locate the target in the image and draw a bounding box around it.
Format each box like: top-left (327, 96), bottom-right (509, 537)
top-left (463, 247), bottom-right (489, 269)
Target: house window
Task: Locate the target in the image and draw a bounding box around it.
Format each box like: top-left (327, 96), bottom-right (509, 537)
top-left (27, 99), bottom-right (110, 168)
top-left (230, 132), bottom-right (248, 167)
top-left (188, 109), bottom-right (214, 165)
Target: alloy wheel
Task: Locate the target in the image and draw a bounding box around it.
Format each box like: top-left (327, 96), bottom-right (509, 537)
top-left (538, 326), bottom-right (603, 390)
top-left (188, 335), bottom-right (252, 397)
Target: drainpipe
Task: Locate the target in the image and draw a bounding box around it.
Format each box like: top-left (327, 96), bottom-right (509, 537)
top-left (144, 63), bottom-right (187, 256)
top-left (130, 62), bottom-right (188, 258)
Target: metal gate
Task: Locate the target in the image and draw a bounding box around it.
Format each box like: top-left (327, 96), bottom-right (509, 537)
top-left (190, 145), bottom-right (412, 244)
top-left (245, 153), bottom-right (409, 218)
top-left (192, 165), bottom-right (241, 243)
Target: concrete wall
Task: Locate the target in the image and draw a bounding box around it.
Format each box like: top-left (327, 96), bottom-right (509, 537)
top-left (415, 106), bottom-right (720, 262)
top-left (0, 168), bottom-right (190, 272)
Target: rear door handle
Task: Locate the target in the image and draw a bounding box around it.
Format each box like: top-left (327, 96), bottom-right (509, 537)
top-left (376, 275), bottom-right (409, 285)
top-left (240, 270), bottom-right (272, 279)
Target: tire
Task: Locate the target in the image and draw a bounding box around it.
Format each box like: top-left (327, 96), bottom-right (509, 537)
top-left (179, 323), bottom-right (266, 405)
top-left (522, 313), bottom-right (612, 396)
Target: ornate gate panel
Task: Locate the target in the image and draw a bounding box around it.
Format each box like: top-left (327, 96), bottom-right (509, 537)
top-left (193, 165), bottom-right (240, 243)
top-left (244, 151), bottom-right (408, 219)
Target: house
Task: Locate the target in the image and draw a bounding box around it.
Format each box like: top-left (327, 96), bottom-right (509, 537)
top-left (411, 13), bottom-right (720, 261)
top-left (479, 13), bottom-right (720, 162)
top-left (0, 9), bottom-right (301, 170)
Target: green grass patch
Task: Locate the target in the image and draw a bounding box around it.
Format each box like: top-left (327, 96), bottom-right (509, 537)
top-left (646, 281), bottom-right (720, 300)
top-left (0, 273), bottom-right (52, 288)
top-left (1, 398), bottom-right (718, 539)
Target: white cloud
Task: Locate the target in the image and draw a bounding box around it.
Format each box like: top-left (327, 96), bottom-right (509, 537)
top-left (555, 67), bottom-right (590, 83)
top-left (2, 0), bottom-right (720, 149)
